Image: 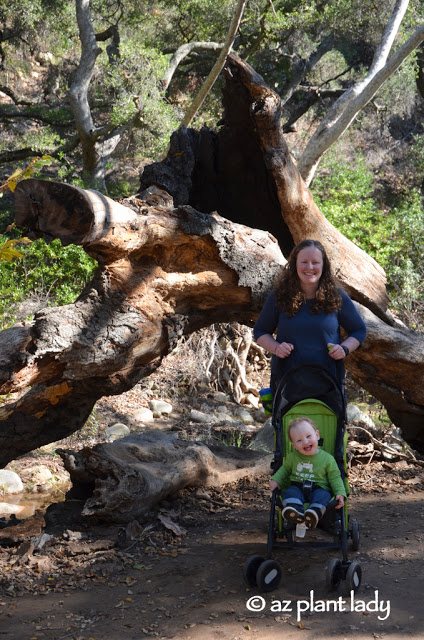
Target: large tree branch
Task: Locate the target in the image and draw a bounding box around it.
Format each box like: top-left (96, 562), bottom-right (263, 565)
top-left (0, 179), bottom-right (284, 466)
top-left (348, 304), bottom-right (424, 452)
top-left (3, 173), bottom-right (424, 463)
top-left (0, 86), bottom-right (36, 106)
top-left (224, 53), bottom-right (389, 317)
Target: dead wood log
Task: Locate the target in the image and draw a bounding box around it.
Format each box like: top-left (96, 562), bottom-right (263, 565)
top-left (346, 304), bottom-right (424, 453)
top-left (0, 181), bottom-right (284, 466)
top-left (57, 431), bottom-right (271, 524)
top-left (4, 178), bottom-right (424, 460)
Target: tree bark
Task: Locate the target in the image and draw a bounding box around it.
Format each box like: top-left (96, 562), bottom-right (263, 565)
top-left (346, 304), bottom-right (424, 453)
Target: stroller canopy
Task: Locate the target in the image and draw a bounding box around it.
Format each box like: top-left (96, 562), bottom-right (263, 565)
top-left (272, 363), bottom-right (346, 426)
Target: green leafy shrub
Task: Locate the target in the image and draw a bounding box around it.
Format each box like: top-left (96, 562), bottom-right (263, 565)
top-left (312, 152), bottom-right (424, 324)
top-left (0, 237), bottom-right (96, 328)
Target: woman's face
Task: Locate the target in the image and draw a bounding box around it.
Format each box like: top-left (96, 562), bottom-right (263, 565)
top-left (296, 246), bottom-right (323, 294)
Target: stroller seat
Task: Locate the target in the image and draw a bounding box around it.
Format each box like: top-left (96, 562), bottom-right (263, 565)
top-left (243, 363), bottom-right (361, 593)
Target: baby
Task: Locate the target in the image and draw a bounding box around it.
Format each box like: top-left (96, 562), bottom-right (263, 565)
top-left (269, 416), bottom-right (346, 528)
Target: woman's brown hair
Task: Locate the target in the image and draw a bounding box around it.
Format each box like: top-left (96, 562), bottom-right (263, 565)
top-left (274, 239), bottom-right (341, 316)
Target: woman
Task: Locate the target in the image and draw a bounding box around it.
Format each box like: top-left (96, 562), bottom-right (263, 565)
top-left (253, 239), bottom-right (366, 395)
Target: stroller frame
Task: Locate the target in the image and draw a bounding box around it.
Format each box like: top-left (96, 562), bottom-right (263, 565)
top-left (244, 363), bottom-right (362, 593)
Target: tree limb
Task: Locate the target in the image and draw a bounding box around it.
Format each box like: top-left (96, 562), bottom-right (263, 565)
top-left (224, 53), bottom-right (389, 316)
top-left (0, 178), bottom-right (285, 466)
top-left (0, 86), bottom-right (36, 106)
top-left (0, 107), bottom-right (75, 127)
top-left (162, 42), bottom-right (223, 92)
top-left (279, 34), bottom-right (335, 106)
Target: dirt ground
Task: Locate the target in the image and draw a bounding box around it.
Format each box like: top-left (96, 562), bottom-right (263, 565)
top-left (1, 379), bottom-right (424, 640)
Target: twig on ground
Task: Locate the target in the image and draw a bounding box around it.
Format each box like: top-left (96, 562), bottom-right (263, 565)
top-left (349, 424), bottom-right (424, 468)
top-left (192, 493), bottom-right (229, 508)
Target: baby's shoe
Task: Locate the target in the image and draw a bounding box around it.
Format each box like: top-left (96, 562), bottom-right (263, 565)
top-left (305, 506), bottom-right (324, 529)
top-left (282, 505), bottom-right (304, 524)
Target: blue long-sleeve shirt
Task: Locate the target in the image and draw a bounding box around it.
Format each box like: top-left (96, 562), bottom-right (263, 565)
top-left (253, 290), bottom-right (366, 385)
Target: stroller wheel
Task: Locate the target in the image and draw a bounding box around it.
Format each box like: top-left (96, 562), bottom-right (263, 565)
top-left (346, 560), bottom-right (362, 593)
top-left (351, 519), bottom-right (360, 551)
top-left (256, 559), bottom-right (282, 592)
top-left (326, 558), bottom-right (343, 591)
top-left (243, 555), bottom-right (265, 587)
top-left (286, 527), bottom-right (295, 544)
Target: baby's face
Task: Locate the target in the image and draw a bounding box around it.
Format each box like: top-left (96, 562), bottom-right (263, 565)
top-left (289, 421), bottom-right (319, 456)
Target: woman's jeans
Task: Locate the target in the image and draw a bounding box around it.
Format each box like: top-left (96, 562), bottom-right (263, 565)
top-left (282, 484), bottom-right (331, 511)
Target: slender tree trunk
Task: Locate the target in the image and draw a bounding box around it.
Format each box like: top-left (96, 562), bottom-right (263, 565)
top-left (68, 0), bottom-right (106, 191)
top-left (182, 0), bottom-right (247, 127)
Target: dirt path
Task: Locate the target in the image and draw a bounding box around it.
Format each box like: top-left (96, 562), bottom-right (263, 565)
top-left (2, 462), bottom-right (424, 640)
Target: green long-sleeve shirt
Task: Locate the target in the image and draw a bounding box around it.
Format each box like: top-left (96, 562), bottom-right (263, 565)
top-left (272, 448), bottom-right (346, 497)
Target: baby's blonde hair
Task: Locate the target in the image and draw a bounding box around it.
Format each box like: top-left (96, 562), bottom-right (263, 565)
top-left (287, 416), bottom-right (318, 442)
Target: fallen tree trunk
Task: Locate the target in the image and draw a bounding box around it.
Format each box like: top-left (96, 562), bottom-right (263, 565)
top-left (3, 176), bottom-right (424, 461)
top-left (0, 181), bottom-right (284, 466)
top-left (1, 53), bottom-right (424, 469)
top-left (57, 431), bottom-right (271, 524)
top-left (347, 305), bottom-right (424, 452)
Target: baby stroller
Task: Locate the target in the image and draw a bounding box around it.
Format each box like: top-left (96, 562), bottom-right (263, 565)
top-left (244, 363), bottom-right (361, 593)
